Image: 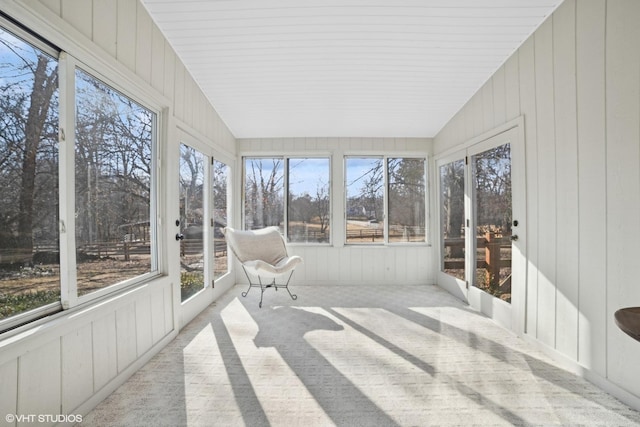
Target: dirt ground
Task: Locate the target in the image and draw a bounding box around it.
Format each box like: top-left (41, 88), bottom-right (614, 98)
top-left (0, 256), bottom-right (151, 296)
top-left (1, 253), bottom-right (230, 297)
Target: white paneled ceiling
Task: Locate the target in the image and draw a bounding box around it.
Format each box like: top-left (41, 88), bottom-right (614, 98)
top-left (142, 0), bottom-right (561, 138)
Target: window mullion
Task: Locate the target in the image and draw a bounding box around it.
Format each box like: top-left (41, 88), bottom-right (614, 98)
top-left (424, 157), bottom-right (430, 245)
top-left (383, 156), bottom-right (389, 244)
top-left (58, 52), bottom-right (78, 309)
top-left (204, 155), bottom-right (213, 289)
top-left (284, 157), bottom-right (289, 240)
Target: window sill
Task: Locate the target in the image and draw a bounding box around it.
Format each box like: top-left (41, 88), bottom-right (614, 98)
top-left (0, 273), bottom-right (170, 345)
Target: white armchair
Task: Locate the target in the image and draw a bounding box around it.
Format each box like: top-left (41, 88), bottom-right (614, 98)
top-left (223, 226), bottom-right (302, 307)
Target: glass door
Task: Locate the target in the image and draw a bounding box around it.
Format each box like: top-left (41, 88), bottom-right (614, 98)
top-left (437, 126), bottom-right (524, 332)
top-left (466, 127), bottom-right (524, 330)
top-left (179, 143), bottom-right (207, 301)
top-left (470, 142), bottom-right (513, 302)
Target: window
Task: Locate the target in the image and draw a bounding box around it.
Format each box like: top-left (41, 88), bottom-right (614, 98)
top-left (244, 158), bottom-right (284, 231)
top-left (243, 156), bottom-right (331, 243)
top-left (388, 158), bottom-right (426, 242)
top-left (345, 156), bottom-right (427, 244)
top-left (287, 158), bottom-right (330, 243)
top-left (345, 157), bottom-right (384, 242)
top-left (212, 159), bottom-right (228, 278)
top-left (439, 159), bottom-right (465, 279)
top-left (0, 20), bottom-right (162, 332)
top-left (0, 24), bottom-right (60, 323)
top-left (179, 143), bottom-right (204, 301)
top-left (75, 68), bottom-right (157, 296)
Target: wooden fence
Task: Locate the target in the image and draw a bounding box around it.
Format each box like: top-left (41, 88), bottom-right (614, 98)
top-left (180, 239), bottom-right (227, 257)
top-left (346, 226), bottom-right (426, 242)
top-left (346, 229), bottom-right (383, 241)
top-left (77, 241), bottom-right (150, 261)
top-left (444, 232), bottom-right (511, 291)
top-left (78, 238), bottom-right (228, 259)
top-left (288, 229), bottom-right (329, 242)
top-left (0, 238), bottom-right (229, 266)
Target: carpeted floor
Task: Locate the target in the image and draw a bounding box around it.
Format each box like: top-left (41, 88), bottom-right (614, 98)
top-left (82, 284), bottom-right (640, 426)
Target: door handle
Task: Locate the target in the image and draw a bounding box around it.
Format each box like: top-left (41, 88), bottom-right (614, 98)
top-left (175, 233), bottom-right (184, 241)
top-left (510, 235), bottom-right (519, 241)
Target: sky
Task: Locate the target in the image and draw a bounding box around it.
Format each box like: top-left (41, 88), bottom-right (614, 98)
top-left (244, 156), bottom-right (385, 199)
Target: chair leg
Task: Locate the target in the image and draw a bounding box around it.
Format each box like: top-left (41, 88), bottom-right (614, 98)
top-left (241, 266), bottom-right (258, 299)
top-left (240, 267), bottom-right (297, 307)
top-left (241, 282), bottom-right (252, 298)
top-left (258, 276), bottom-right (265, 308)
top-left (282, 270), bottom-right (297, 301)
top-left (286, 288), bottom-right (298, 301)
top-left (241, 266), bottom-right (251, 297)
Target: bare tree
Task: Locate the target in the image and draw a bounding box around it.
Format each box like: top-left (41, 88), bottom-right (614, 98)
top-left (388, 158), bottom-right (425, 230)
top-left (213, 161), bottom-right (227, 213)
top-left (474, 144), bottom-right (511, 235)
top-left (0, 34), bottom-right (58, 252)
top-left (441, 160), bottom-right (465, 258)
top-left (361, 160), bottom-right (383, 220)
top-left (314, 179), bottom-right (330, 234)
top-left (178, 145), bottom-right (204, 233)
top-left (245, 158), bottom-right (283, 228)
top-left (289, 194), bottom-right (313, 223)
top-left (75, 72), bottom-right (154, 243)
top-left (346, 158), bottom-right (383, 220)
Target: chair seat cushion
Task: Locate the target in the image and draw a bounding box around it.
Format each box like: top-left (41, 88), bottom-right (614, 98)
top-left (224, 226), bottom-right (288, 265)
top-left (244, 255), bottom-right (303, 278)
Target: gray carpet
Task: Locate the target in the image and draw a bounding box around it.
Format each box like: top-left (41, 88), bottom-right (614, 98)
top-left (82, 284), bottom-right (640, 426)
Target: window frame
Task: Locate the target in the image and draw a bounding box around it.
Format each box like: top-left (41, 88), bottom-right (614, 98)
top-left (387, 156), bottom-right (428, 244)
top-left (344, 154), bottom-right (428, 246)
top-left (344, 155), bottom-right (385, 244)
top-left (242, 156), bottom-right (285, 232)
top-left (0, 16), bottom-right (168, 332)
top-left (286, 156), bottom-right (332, 245)
top-left (436, 154), bottom-right (467, 280)
top-left (178, 140), bottom-right (209, 302)
top-left (212, 156), bottom-right (231, 280)
top-left (242, 155), bottom-right (332, 245)
top-left (60, 56), bottom-right (164, 309)
top-left (177, 130), bottom-right (234, 303)
top-left (0, 18), bottom-right (63, 330)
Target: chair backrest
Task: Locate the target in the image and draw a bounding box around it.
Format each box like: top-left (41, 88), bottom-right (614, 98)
top-left (223, 226), bottom-right (288, 265)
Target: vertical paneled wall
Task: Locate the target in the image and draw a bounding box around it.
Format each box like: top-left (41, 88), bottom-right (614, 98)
top-left (434, 0), bottom-right (640, 402)
top-left (0, 281), bottom-right (175, 425)
top-left (605, 0), bottom-right (640, 397)
top-left (0, 0), bottom-right (237, 425)
top-left (38, 0), bottom-right (236, 147)
top-left (237, 137), bottom-right (434, 287)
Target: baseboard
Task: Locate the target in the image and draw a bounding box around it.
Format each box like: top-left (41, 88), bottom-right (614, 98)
top-left (583, 369), bottom-right (640, 412)
top-left (521, 334), bottom-right (640, 412)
